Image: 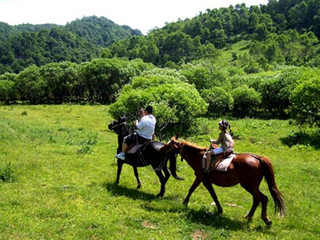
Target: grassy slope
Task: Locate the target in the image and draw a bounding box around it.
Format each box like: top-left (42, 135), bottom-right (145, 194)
top-left (0, 105), bottom-right (319, 239)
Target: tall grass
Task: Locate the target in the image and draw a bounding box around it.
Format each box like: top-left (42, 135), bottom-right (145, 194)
top-left (0, 105), bottom-right (319, 239)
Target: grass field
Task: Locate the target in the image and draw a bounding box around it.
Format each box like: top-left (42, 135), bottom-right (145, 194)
top-left (0, 105), bottom-right (319, 239)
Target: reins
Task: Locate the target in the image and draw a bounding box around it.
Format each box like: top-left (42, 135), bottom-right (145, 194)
top-left (110, 121), bottom-right (127, 129)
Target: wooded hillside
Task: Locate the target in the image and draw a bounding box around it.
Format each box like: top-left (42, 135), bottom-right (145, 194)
top-left (0, 16), bottom-right (142, 74)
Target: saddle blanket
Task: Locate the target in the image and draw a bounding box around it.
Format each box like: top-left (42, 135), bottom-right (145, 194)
top-left (216, 153), bottom-right (236, 172)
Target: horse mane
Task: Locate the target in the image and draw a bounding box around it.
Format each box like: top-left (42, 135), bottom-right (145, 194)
top-left (180, 140), bottom-right (207, 151)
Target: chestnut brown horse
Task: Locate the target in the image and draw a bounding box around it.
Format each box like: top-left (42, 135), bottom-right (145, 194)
top-left (161, 137), bottom-right (285, 226)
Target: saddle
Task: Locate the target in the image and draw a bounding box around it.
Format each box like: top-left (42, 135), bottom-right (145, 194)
top-left (203, 149), bottom-right (235, 172)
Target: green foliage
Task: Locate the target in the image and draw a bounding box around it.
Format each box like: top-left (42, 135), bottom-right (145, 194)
top-left (290, 77), bottom-right (320, 127)
top-left (232, 85), bottom-right (261, 117)
top-left (0, 78), bottom-right (16, 103)
top-left (257, 69), bottom-right (299, 117)
top-left (15, 65), bottom-right (45, 104)
top-left (104, 1), bottom-right (320, 68)
top-left (66, 16), bottom-right (142, 47)
top-left (79, 58), bottom-right (152, 103)
top-left (201, 87), bottom-right (234, 116)
top-left (109, 69), bottom-right (207, 138)
top-left (0, 16), bottom-right (140, 74)
top-left (0, 58), bottom-right (151, 104)
top-left (40, 62), bottom-right (79, 103)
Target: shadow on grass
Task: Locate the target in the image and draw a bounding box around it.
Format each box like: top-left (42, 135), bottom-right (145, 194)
top-left (280, 130), bottom-right (320, 149)
top-left (186, 208), bottom-right (246, 230)
top-left (103, 182), bottom-right (157, 201)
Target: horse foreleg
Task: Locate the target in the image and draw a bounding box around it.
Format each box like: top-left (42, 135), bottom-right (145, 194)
top-left (155, 170), bottom-right (167, 197)
top-left (132, 167), bottom-right (142, 189)
top-left (202, 179), bottom-right (223, 215)
top-left (115, 160), bottom-right (124, 184)
top-left (183, 176), bottom-right (201, 205)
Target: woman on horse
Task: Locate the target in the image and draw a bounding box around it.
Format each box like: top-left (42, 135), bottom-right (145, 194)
top-left (204, 120), bottom-right (234, 172)
top-left (116, 105), bottom-right (156, 160)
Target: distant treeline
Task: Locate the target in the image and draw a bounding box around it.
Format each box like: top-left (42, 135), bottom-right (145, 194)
top-left (0, 57), bottom-right (319, 127)
top-left (0, 16), bottom-right (142, 74)
top-left (0, 58), bottom-right (152, 104)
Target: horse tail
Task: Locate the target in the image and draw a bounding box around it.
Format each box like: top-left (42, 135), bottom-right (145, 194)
top-left (259, 156), bottom-right (286, 217)
top-left (169, 154), bottom-right (184, 180)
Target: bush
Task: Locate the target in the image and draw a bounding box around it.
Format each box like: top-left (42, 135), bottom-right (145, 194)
top-left (232, 85), bottom-right (261, 117)
top-left (201, 87), bottom-right (234, 116)
top-left (109, 71), bottom-right (208, 138)
top-left (290, 77), bottom-right (320, 127)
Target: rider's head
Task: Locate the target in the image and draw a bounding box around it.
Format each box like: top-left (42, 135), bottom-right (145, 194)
top-left (145, 105), bottom-right (153, 114)
top-left (219, 120), bottom-right (230, 131)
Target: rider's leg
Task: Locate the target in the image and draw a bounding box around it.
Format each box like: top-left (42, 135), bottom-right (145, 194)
top-left (205, 148), bottom-right (223, 172)
top-left (116, 138), bottom-right (128, 160)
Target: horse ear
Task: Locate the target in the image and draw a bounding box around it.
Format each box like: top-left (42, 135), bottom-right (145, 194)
top-left (175, 133), bottom-right (179, 140)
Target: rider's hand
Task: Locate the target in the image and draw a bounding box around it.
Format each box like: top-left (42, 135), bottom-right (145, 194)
top-left (135, 120), bottom-right (138, 125)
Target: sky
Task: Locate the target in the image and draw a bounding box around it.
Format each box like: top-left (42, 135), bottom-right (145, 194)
top-left (0, 0), bottom-right (269, 34)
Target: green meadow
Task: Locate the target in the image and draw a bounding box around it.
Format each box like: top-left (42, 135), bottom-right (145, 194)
top-left (0, 105), bottom-right (319, 239)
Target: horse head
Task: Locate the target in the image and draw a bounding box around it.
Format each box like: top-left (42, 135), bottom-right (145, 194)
top-left (161, 136), bottom-right (182, 154)
top-left (108, 116), bottom-right (129, 134)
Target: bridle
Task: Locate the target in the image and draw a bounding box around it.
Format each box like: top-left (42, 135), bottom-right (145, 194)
top-left (162, 139), bottom-right (184, 155)
top-left (109, 121), bottom-right (127, 130)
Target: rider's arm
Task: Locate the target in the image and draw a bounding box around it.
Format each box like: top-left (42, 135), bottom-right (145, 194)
top-left (210, 133), bottom-right (223, 144)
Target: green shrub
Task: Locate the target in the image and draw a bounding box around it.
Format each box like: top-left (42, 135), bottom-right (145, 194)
top-left (201, 87), bottom-right (234, 116)
top-left (232, 85), bottom-right (261, 117)
top-left (290, 77), bottom-right (320, 127)
top-left (109, 70), bottom-right (207, 138)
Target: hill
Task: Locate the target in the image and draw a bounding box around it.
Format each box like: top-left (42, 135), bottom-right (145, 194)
top-left (105, 0), bottom-right (320, 69)
top-left (0, 16), bottom-right (142, 74)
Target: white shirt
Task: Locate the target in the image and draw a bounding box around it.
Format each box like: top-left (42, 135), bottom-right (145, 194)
top-left (136, 115), bottom-right (156, 140)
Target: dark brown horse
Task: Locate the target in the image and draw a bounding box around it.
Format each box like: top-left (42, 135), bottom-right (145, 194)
top-left (161, 137), bottom-right (285, 226)
top-left (108, 117), bottom-right (183, 197)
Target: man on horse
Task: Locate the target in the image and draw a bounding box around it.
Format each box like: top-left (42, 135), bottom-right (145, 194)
top-left (116, 105), bottom-right (156, 160)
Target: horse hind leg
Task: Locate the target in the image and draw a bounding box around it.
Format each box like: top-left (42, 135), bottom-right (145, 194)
top-left (241, 184), bottom-right (272, 226)
top-left (260, 191), bottom-right (272, 227)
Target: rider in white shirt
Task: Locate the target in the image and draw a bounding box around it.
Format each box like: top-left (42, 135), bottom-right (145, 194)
top-left (116, 105), bottom-right (156, 160)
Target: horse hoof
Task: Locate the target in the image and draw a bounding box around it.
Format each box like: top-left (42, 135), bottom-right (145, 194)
top-left (244, 215), bottom-right (253, 222)
top-left (263, 218), bottom-right (272, 227)
top-left (156, 193), bottom-right (164, 198)
top-left (137, 184), bottom-right (141, 189)
top-left (174, 176), bottom-right (184, 181)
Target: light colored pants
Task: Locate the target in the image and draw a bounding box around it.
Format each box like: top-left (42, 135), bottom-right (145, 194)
top-left (212, 147), bottom-right (223, 155)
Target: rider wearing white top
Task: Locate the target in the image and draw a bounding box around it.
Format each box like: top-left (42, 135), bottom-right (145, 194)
top-left (136, 114), bottom-right (156, 140)
top-left (116, 105), bottom-right (156, 160)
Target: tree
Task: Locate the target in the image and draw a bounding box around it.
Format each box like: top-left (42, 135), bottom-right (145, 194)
top-left (15, 65), bottom-right (45, 103)
top-left (232, 85), bottom-right (261, 117)
top-left (79, 58), bottom-right (152, 103)
top-left (201, 87), bottom-right (234, 116)
top-left (290, 77), bottom-right (320, 127)
top-left (40, 62), bottom-right (79, 103)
